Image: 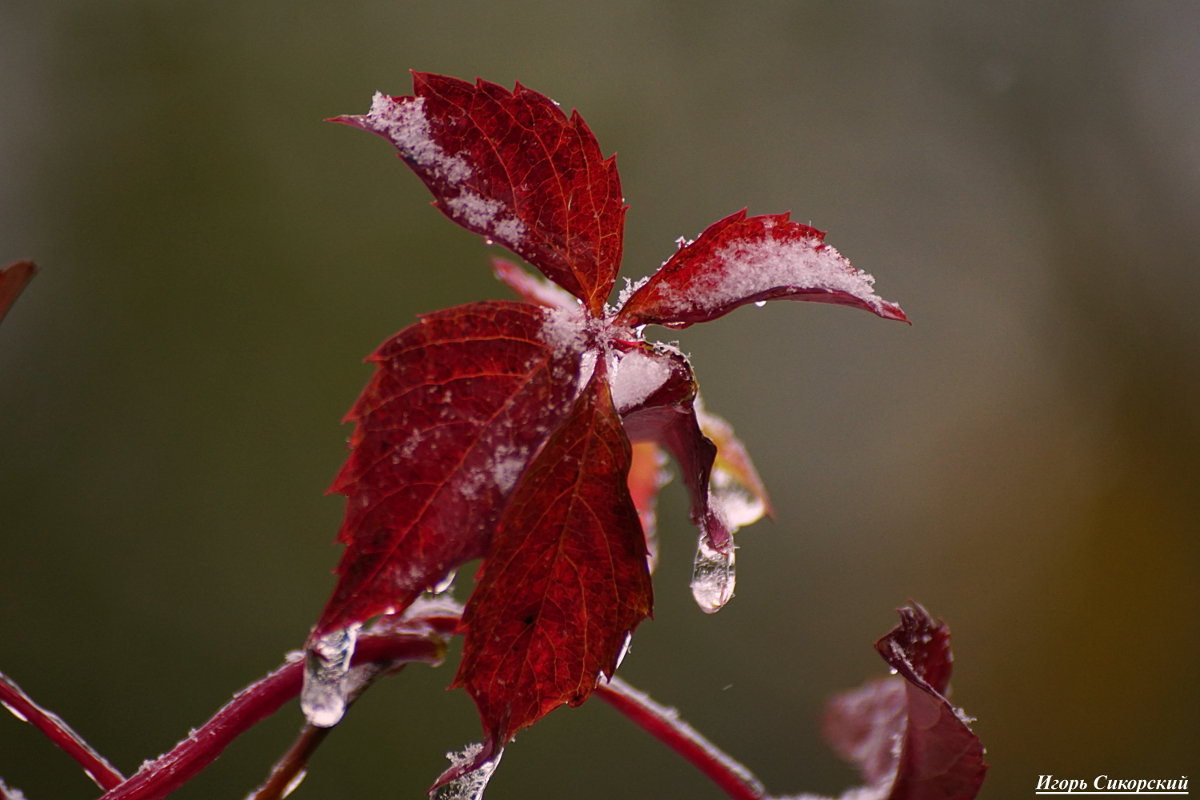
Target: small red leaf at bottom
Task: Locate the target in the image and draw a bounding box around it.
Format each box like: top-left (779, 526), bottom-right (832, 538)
top-left (824, 605), bottom-right (987, 800)
top-left (454, 364), bottom-right (653, 743)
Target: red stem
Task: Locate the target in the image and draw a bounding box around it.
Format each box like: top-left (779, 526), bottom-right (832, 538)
top-left (248, 724), bottom-right (332, 800)
top-left (594, 676), bottom-right (768, 800)
top-left (0, 669), bottom-right (126, 790)
top-left (98, 632), bottom-right (444, 800)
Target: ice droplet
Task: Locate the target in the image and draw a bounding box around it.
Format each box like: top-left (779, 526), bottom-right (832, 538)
top-left (301, 624), bottom-right (360, 728)
top-left (282, 769), bottom-right (307, 798)
top-left (2, 701), bottom-right (29, 723)
top-left (690, 537), bottom-right (735, 613)
top-left (614, 632), bottom-right (633, 671)
top-left (432, 743), bottom-right (504, 800)
top-left (753, 300), bottom-right (766, 308)
top-left (431, 569), bottom-right (457, 595)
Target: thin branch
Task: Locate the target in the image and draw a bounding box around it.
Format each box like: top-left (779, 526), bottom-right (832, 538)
top-left (246, 612), bottom-right (454, 800)
top-left (595, 676), bottom-right (768, 800)
top-left (247, 724), bottom-right (331, 800)
top-left (98, 630), bottom-right (445, 800)
top-left (0, 669), bottom-right (125, 790)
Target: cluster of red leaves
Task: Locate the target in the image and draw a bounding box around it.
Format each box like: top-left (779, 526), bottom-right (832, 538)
top-left (304, 72), bottom-right (912, 775)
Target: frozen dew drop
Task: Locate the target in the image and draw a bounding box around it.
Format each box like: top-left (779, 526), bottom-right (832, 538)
top-left (753, 300), bottom-right (767, 308)
top-left (430, 569), bottom-right (457, 595)
top-left (690, 537), bottom-right (735, 613)
top-left (301, 624), bottom-right (360, 728)
top-left (2, 700), bottom-right (29, 723)
top-left (282, 769), bottom-right (307, 798)
top-left (432, 743), bottom-right (504, 800)
top-left (614, 632), bottom-right (633, 671)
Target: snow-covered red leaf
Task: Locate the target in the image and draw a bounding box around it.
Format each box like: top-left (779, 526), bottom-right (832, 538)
top-left (0, 261), bottom-right (36, 325)
top-left (334, 73), bottom-right (625, 315)
top-left (616, 209), bottom-right (908, 329)
top-left (823, 605), bottom-right (987, 800)
top-left (311, 301), bottom-right (583, 641)
top-left (454, 364), bottom-right (652, 743)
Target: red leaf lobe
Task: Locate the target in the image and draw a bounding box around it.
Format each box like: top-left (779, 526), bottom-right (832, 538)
top-left (454, 364), bottom-right (652, 743)
top-left (334, 73), bottom-right (625, 316)
top-left (312, 301), bottom-right (583, 640)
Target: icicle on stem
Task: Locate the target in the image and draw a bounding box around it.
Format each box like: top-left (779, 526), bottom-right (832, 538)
top-left (691, 536), bottom-right (736, 613)
top-left (97, 629), bottom-right (443, 800)
top-left (301, 624), bottom-right (360, 728)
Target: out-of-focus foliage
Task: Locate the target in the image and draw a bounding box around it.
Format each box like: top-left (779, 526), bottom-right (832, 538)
top-left (1, 3), bottom-right (1196, 798)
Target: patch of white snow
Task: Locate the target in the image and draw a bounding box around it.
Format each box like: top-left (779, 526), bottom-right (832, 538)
top-left (365, 93), bottom-right (472, 183)
top-left (610, 349), bottom-right (672, 412)
top-left (698, 234), bottom-right (890, 315)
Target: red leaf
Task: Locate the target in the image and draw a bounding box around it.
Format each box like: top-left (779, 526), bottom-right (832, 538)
top-left (0, 260), bottom-right (37, 324)
top-left (311, 301), bottom-right (583, 640)
top-left (617, 346), bottom-right (730, 554)
top-left (454, 363), bottom-right (653, 743)
top-left (823, 605), bottom-right (987, 800)
top-left (616, 209), bottom-right (908, 328)
top-left (334, 73), bottom-right (625, 316)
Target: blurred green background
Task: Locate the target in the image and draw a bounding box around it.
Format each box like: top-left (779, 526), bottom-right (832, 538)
top-left (3, 1), bottom-right (1197, 798)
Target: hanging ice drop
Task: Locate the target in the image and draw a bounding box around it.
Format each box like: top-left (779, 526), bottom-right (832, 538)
top-left (301, 624), bottom-right (360, 727)
top-left (690, 536), bottom-right (735, 613)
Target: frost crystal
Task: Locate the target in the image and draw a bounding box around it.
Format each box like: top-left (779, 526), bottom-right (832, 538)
top-left (444, 190), bottom-right (527, 245)
top-left (538, 305), bottom-right (586, 353)
top-left (700, 234), bottom-right (892, 317)
top-left (609, 349), bottom-right (672, 412)
top-left (0, 778), bottom-right (28, 800)
top-left (433, 744), bottom-right (504, 800)
top-left (616, 275), bottom-right (650, 308)
top-left (365, 94), bottom-right (471, 183)
top-left (488, 443), bottom-right (527, 494)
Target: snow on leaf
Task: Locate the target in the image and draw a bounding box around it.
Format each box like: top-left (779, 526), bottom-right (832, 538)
top-left (333, 73), bottom-right (625, 315)
top-left (453, 363), bottom-right (653, 743)
top-left (820, 605), bottom-right (987, 800)
top-left (609, 346), bottom-right (675, 413)
top-left (0, 261), bottom-right (36, 325)
top-left (616, 210), bottom-right (908, 329)
top-left (309, 301), bottom-right (583, 644)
